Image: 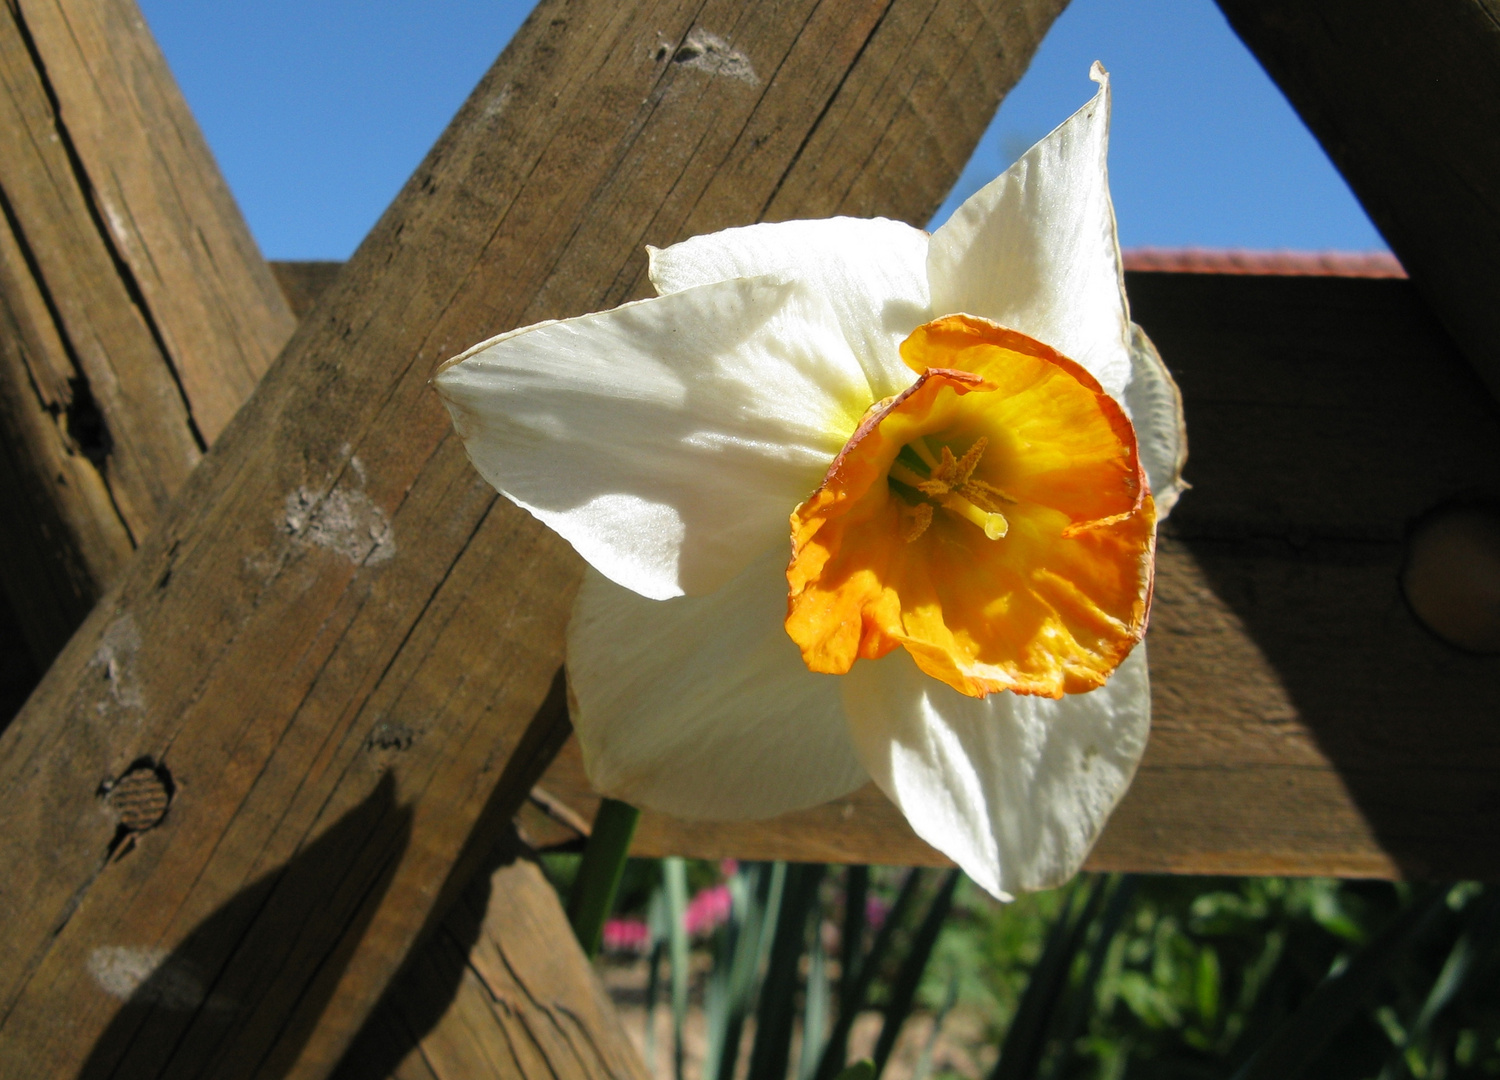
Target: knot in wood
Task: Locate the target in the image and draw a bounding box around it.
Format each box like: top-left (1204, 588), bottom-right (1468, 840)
top-left (104, 763), bottom-right (173, 831)
top-left (1402, 501), bottom-right (1500, 653)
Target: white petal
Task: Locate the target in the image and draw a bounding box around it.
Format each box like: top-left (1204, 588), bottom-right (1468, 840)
top-left (648, 218), bottom-right (931, 399)
top-left (840, 644), bottom-right (1150, 900)
top-left (434, 276), bottom-right (872, 599)
top-left (567, 547), bottom-right (868, 819)
top-left (928, 63), bottom-right (1131, 399)
top-left (1123, 323), bottom-right (1188, 518)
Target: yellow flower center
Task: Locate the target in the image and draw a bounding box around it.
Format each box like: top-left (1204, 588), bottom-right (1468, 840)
top-left (784, 314), bottom-right (1156, 700)
top-left (888, 436), bottom-right (1013, 541)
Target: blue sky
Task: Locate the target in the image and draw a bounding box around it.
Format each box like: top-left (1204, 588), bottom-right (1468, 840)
top-left (138, 0), bottom-right (1387, 261)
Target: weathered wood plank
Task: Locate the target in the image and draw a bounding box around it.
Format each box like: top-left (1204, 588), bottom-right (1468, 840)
top-left (0, 0), bottom-right (1063, 1076)
top-left (530, 271), bottom-right (1500, 882)
top-left (0, 14), bottom-right (622, 1080)
top-left (271, 261), bottom-right (346, 322)
top-left (0, 0), bottom-right (295, 662)
top-left (1215, 0), bottom-right (1500, 400)
top-left (0, 10), bottom-right (634, 1080)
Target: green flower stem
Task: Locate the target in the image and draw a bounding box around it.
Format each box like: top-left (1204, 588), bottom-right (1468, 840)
top-left (567, 796), bottom-right (641, 957)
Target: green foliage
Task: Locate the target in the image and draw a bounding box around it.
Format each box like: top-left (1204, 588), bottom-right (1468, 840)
top-left (556, 820), bottom-right (1500, 1080)
top-left (926, 876), bottom-right (1500, 1080)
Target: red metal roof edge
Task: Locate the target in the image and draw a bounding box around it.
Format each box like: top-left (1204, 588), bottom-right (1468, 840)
top-left (1122, 247), bottom-right (1406, 278)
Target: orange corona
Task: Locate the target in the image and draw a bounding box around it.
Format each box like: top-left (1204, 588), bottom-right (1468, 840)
top-left (786, 314), bottom-right (1156, 699)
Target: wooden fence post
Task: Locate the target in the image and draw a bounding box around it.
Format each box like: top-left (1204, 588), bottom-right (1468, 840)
top-left (0, 1), bottom-right (1063, 1077)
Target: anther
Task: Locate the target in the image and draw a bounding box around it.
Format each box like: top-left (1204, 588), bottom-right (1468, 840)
top-left (900, 502), bottom-right (933, 542)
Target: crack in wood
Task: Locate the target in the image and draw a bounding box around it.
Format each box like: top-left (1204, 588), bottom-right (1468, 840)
top-left (7, 0), bottom-right (206, 455)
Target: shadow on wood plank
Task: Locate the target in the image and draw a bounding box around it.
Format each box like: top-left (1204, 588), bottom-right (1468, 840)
top-left (334, 670), bottom-right (588, 1080)
top-left (0, 588), bottom-right (38, 726)
top-left (1132, 270), bottom-right (1500, 881)
top-left (78, 773), bottom-right (412, 1080)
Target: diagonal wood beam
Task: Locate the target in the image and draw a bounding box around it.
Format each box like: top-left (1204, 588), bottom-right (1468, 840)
top-left (1215, 0), bottom-right (1500, 399)
top-left (0, 1), bottom-right (1065, 1076)
top-left (0, 0), bottom-right (295, 664)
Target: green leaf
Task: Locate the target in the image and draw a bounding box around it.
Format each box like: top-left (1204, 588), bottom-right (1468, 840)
top-left (1050, 875), bottom-right (1138, 1077)
top-left (839, 866), bottom-right (870, 1009)
top-left (814, 869), bottom-right (927, 1080)
top-left (873, 870), bottom-right (962, 1077)
top-left (565, 797), bottom-right (640, 958)
top-left (749, 864), bottom-right (827, 1080)
top-left (800, 902), bottom-right (832, 1080)
top-left (1232, 886), bottom-right (1447, 1080)
top-left (832, 1061), bottom-right (875, 1080)
top-left (664, 857), bottom-right (690, 1080)
top-left (706, 862), bottom-right (779, 1080)
top-left (990, 875), bottom-right (1110, 1080)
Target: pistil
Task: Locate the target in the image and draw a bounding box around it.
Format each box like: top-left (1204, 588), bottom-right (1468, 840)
top-left (940, 493), bottom-right (1009, 539)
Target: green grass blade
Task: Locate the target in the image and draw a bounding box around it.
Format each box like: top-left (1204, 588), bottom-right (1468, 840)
top-left (990, 875), bottom-right (1110, 1080)
top-left (1048, 875), bottom-right (1138, 1078)
top-left (565, 797), bottom-right (641, 957)
top-left (714, 862), bottom-right (778, 1080)
top-left (815, 869), bottom-right (928, 1080)
top-left (705, 866), bottom-right (753, 1080)
top-left (664, 857), bottom-right (691, 1080)
top-left (911, 971), bottom-right (959, 1080)
top-left (873, 870), bottom-right (962, 1077)
top-left (644, 936), bottom-right (666, 1073)
top-left (759, 862), bottom-right (789, 971)
top-left (1232, 886), bottom-right (1448, 1080)
top-left (840, 866), bottom-right (870, 1006)
top-left (644, 885), bottom-right (668, 1075)
top-left (800, 907), bottom-right (832, 1080)
top-left (1379, 886), bottom-right (1500, 1080)
top-left (1414, 887), bottom-right (1500, 1036)
top-left (750, 864), bottom-right (828, 1080)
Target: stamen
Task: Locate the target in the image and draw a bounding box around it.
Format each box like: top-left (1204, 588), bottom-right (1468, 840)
top-left (900, 502), bottom-right (933, 542)
top-left (889, 439), bottom-right (1010, 541)
top-left (908, 436), bottom-right (941, 470)
top-left (963, 478), bottom-right (1017, 505)
top-left (888, 461), bottom-right (930, 490)
top-left (952, 437), bottom-right (987, 486)
top-left (941, 493), bottom-right (1008, 540)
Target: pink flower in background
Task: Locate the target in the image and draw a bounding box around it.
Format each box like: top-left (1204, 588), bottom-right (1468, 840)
top-left (866, 895), bottom-right (890, 931)
top-left (602, 917), bottom-right (651, 954)
top-left (685, 884), bottom-right (732, 937)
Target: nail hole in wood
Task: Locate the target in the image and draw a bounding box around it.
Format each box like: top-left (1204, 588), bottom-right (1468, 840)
top-left (366, 720), bottom-right (414, 752)
top-left (98, 757), bottom-right (174, 832)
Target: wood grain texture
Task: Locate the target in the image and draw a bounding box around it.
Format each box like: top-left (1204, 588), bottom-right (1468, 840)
top-left (0, 0), bottom-right (1063, 1076)
top-left (1215, 0), bottom-right (1500, 400)
top-left (530, 271), bottom-right (1500, 882)
top-left (335, 830), bottom-right (648, 1080)
top-left (0, 0), bottom-right (295, 662)
top-left (271, 262), bottom-right (346, 322)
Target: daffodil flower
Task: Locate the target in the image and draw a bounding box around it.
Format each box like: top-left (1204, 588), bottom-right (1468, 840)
top-left (435, 64), bottom-right (1186, 900)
